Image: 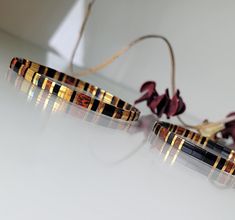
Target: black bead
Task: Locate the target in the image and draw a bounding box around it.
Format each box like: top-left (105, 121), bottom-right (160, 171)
top-left (31, 72), bottom-right (37, 82)
top-left (102, 104), bottom-right (115, 117)
top-left (70, 91), bottom-right (76, 102)
top-left (13, 61), bottom-right (22, 72)
top-left (58, 72), bottom-right (65, 81)
top-left (184, 130), bottom-right (190, 138)
top-left (160, 121), bottom-right (171, 129)
top-left (154, 124), bottom-right (161, 135)
top-left (38, 65), bottom-right (46, 75)
top-left (172, 125), bottom-right (177, 132)
top-left (75, 79), bottom-right (80, 87)
top-left (84, 83), bottom-right (89, 91)
top-left (52, 84), bottom-right (60, 95)
top-left (46, 68), bottom-right (56, 78)
top-left (117, 100), bottom-right (125, 108)
top-left (37, 76), bottom-right (45, 88)
top-left (91, 99), bottom-right (99, 111)
top-left (216, 158), bottom-right (226, 170)
top-left (222, 147), bottom-right (231, 156)
top-left (181, 142), bottom-right (194, 155)
top-left (95, 88), bottom-right (101, 97)
top-left (207, 140), bottom-right (223, 153)
top-left (191, 133), bottom-right (195, 140)
top-left (203, 152), bottom-right (217, 166)
top-left (167, 132), bottom-right (175, 145)
top-left (232, 169), bottom-right (235, 175)
top-left (191, 149), bottom-right (204, 160)
top-left (126, 112), bottom-right (132, 121)
top-left (125, 104), bottom-right (132, 110)
top-left (200, 136), bottom-right (207, 145)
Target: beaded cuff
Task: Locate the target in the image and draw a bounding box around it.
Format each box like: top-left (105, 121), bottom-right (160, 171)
top-left (153, 122), bottom-right (235, 175)
top-left (10, 57), bottom-right (140, 121)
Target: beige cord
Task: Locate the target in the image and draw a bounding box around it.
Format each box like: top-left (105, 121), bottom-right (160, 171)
top-left (69, 0), bottom-right (231, 137)
top-left (69, 0), bottom-right (96, 74)
top-left (76, 35), bottom-right (176, 96)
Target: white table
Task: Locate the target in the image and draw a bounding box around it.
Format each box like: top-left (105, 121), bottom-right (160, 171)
top-left (0, 30), bottom-right (233, 220)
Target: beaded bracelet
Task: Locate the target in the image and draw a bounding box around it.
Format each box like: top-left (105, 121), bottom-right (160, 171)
top-left (157, 121), bottom-right (235, 163)
top-left (10, 57), bottom-right (140, 121)
top-left (149, 132), bottom-right (235, 187)
top-left (153, 122), bottom-right (235, 175)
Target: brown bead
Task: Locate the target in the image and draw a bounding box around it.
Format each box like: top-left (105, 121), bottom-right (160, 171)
top-left (225, 161), bottom-right (234, 173)
top-left (74, 93), bottom-right (91, 108)
top-left (159, 127), bottom-right (169, 140)
top-left (20, 65), bottom-right (28, 77)
top-left (64, 75), bottom-right (75, 86)
top-left (114, 109), bottom-right (123, 119)
top-left (45, 80), bottom-right (52, 91)
top-left (10, 58), bottom-right (17, 68)
top-left (176, 126), bottom-right (185, 135)
top-left (174, 137), bottom-right (182, 148)
top-left (194, 134), bottom-right (201, 142)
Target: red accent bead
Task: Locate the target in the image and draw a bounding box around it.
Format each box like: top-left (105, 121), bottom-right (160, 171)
top-left (75, 93), bottom-right (91, 108)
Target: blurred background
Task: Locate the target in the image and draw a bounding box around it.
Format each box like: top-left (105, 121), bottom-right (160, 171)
top-left (0, 0), bottom-right (235, 120)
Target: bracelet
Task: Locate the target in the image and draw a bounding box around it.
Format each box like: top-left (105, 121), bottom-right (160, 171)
top-left (10, 57), bottom-right (140, 121)
top-left (153, 122), bottom-right (235, 175)
top-left (149, 131), bottom-right (235, 187)
top-left (6, 69), bottom-right (136, 132)
top-left (157, 121), bottom-right (235, 162)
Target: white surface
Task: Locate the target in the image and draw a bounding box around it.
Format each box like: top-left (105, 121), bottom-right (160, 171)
top-left (0, 30), bottom-right (234, 220)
